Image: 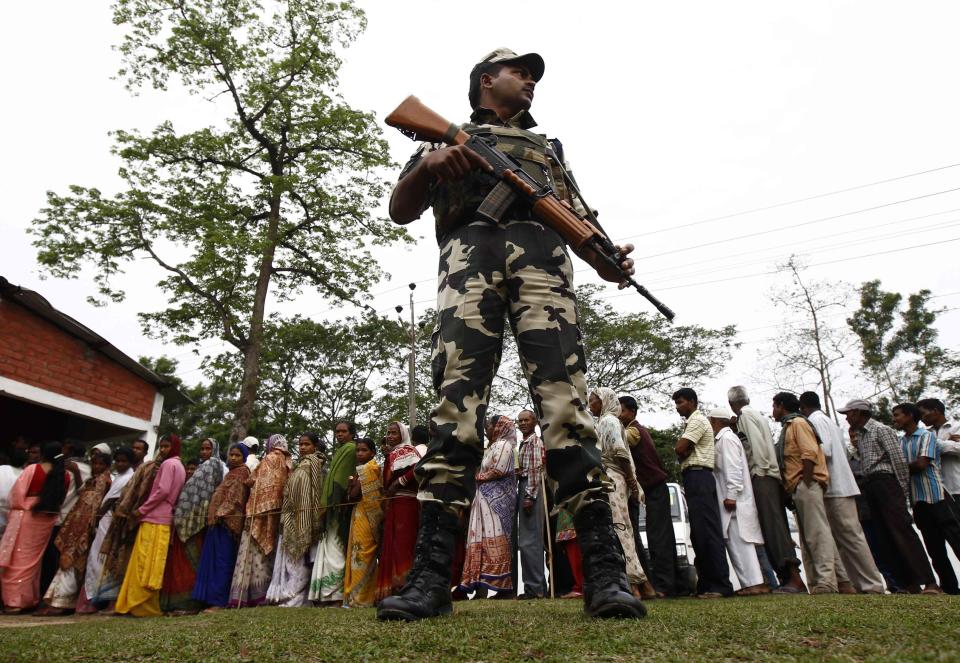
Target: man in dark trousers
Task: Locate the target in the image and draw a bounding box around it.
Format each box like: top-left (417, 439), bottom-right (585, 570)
top-left (379, 48), bottom-right (643, 621)
top-left (673, 388), bottom-right (733, 598)
top-left (841, 399), bottom-right (939, 594)
top-left (619, 395), bottom-right (676, 597)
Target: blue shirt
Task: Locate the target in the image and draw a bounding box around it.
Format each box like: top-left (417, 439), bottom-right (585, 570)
top-left (899, 428), bottom-right (944, 504)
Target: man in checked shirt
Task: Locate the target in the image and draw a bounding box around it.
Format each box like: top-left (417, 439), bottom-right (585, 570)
top-left (841, 399), bottom-right (940, 594)
top-left (516, 409), bottom-right (547, 599)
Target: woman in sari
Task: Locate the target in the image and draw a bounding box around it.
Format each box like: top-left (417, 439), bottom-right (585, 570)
top-left (79, 448), bottom-right (134, 613)
top-left (229, 434), bottom-right (290, 608)
top-left (344, 438), bottom-right (383, 607)
top-left (555, 508), bottom-right (583, 598)
top-left (160, 438), bottom-right (224, 613)
top-left (192, 444), bottom-right (250, 610)
top-left (98, 437), bottom-right (169, 611)
top-left (37, 452), bottom-right (112, 615)
top-left (459, 415), bottom-right (517, 597)
top-left (266, 432), bottom-right (326, 607)
top-left (375, 422), bottom-right (421, 602)
top-left (588, 387), bottom-right (650, 599)
top-left (115, 435), bottom-right (186, 617)
top-left (309, 421), bottom-right (357, 605)
top-left (0, 442), bottom-right (70, 613)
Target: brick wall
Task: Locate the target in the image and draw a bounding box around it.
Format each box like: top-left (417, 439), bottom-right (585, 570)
top-left (0, 300), bottom-right (156, 421)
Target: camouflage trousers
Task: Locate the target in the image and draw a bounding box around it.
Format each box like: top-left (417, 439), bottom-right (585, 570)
top-left (416, 219), bottom-right (607, 516)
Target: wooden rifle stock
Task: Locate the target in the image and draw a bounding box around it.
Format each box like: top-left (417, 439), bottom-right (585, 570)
top-left (385, 96), bottom-right (676, 320)
top-left (385, 96), bottom-right (470, 146)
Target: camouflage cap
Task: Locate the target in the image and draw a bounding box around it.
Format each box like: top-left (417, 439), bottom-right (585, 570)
top-left (474, 48), bottom-right (545, 81)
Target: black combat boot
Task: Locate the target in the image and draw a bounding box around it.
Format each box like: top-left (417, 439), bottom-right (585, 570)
top-left (574, 501), bottom-right (648, 619)
top-left (376, 502), bottom-right (459, 621)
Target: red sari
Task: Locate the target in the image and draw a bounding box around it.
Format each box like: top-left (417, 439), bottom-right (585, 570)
top-left (0, 465), bottom-right (59, 608)
top-left (375, 441), bottom-right (421, 602)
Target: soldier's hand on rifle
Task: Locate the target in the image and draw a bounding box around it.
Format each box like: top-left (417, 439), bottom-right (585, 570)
top-left (615, 243), bottom-right (635, 289)
top-left (422, 145), bottom-right (493, 182)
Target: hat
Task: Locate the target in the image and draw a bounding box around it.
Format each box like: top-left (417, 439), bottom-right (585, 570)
top-left (708, 407), bottom-right (735, 420)
top-left (837, 399), bottom-right (872, 414)
top-left (241, 435), bottom-right (259, 448)
top-left (474, 48), bottom-right (545, 81)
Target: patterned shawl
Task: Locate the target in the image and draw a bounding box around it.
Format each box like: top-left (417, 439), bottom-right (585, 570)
top-left (55, 470), bottom-right (111, 572)
top-left (281, 452), bottom-right (327, 559)
top-left (173, 439), bottom-right (225, 542)
top-left (247, 446), bottom-right (291, 555)
top-left (100, 459), bottom-right (159, 576)
top-left (207, 464), bottom-right (250, 538)
top-left (321, 441), bottom-right (356, 544)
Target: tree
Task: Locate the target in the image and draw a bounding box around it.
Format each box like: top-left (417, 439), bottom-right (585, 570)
top-left (205, 312), bottom-right (409, 439)
top-left (139, 355), bottom-right (239, 454)
top-left (847, 279), bottom-right (960, 414)
top-left (760, 256), bottom-right (856, 420)
top-left (577, 285), bottom-right (738, 407)
top-left (32, 0), bottom-right (407, 442)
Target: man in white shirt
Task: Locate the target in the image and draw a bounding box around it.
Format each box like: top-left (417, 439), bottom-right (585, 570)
top-left (800, 392), bottom-right (885, 594)
top-left (708, 408), bottom-right (768, 596)
top-left (728, 386), bottom-right (806, 593)
top-left (241, 436), bottom-right (260, 472)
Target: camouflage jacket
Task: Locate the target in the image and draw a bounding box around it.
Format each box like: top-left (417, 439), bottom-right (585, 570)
top-left (393, 107), bottom-right (591, 243)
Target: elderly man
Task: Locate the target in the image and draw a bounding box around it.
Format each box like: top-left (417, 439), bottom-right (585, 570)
top-left (728, 386), bottom-right (805, 593)
top-left (708, 407), bottom-right (768, 596)
top-left (841, 399), bottom-right (939, 594)
top-left (799, 392), bottom-right (885, 594)
top-left (772, 392), bottom-right (837, 594)
top-left (516, 409), bottom-right (547, 599)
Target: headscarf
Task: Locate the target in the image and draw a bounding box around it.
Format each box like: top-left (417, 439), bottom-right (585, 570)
top-left (55, 469), bottom-right (112, 572)
top-left (489, 415), bottom-right (517, 446)
top-left (281, 449), bottom-right (327, 559)
top-left (321, 440), bottom-right (356, 544)
top-left (231, 442), bottom-right (250, 462)
top-left (91, 443), bottom-right (111, 459)
top-left (591, 386), bottom-right (630, 466)
top-left (173, 438), bottom-right (225, 542)
top-left (387, 422), bottom-right (419, 477)
top-left (207, 463), bottom-right (251, 538)
top-left (266, 434), bottom-right (288, 454)
top-left (247, 436), bottom-right (291, 555)
top-left (590, 387), bottom-right (621, 419)
top-left (160, 434), bottom-right (182, 459)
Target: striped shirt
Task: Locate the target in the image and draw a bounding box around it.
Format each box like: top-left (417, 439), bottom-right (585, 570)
top-left (899, 428), bottom-right (944, 505)
top-left (680, 409), bottom-right (716, 471)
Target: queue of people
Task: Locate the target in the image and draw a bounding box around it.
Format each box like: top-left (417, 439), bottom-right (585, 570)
top-left (0, 387), bottom-right (957, 617)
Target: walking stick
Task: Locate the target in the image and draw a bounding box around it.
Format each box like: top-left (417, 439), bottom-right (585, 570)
top-left (541, 473), bottom-right (555, 599)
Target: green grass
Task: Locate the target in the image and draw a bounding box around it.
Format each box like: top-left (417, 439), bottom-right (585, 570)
top-left (0, 595), bottom-right (959, 662)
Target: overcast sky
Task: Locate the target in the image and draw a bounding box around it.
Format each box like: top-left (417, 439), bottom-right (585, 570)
top-left (2, 1), bottom-right (958, 427)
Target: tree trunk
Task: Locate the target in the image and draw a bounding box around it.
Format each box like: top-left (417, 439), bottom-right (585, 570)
top-left (230, 196), bottom-right (282, 442)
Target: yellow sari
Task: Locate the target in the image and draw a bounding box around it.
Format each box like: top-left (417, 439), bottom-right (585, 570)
top-left (342, 460), bottom-right (383, 607)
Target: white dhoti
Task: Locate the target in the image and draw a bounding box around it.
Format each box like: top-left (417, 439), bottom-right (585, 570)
top-left (725, 515), bottom-right (764, 588)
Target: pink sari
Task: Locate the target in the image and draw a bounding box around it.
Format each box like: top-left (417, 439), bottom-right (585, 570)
top-left (0, 465), bottom-right (59, 608)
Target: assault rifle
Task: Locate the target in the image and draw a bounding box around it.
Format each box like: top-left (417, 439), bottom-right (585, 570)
top-left (385, 96), bottom-right (675, 322)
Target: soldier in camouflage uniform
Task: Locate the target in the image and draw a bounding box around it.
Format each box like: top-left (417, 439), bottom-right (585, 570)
top-left (377, 49), bottom-right (646, 621)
